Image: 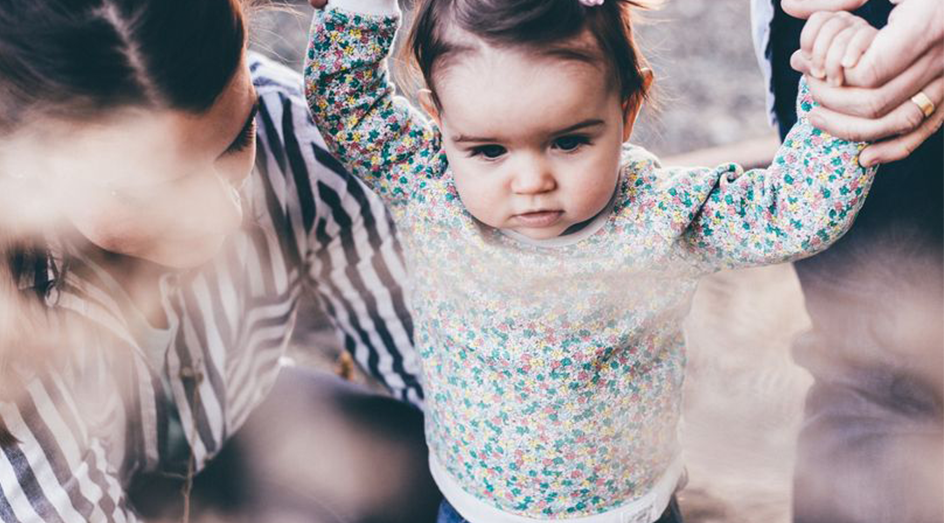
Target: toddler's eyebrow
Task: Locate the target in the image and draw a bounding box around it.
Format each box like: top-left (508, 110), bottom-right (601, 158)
top-left (552, 119), bottom-right (605, 135)
top-left (453, 133), bottom-right (500, 143)
top-left (453, 119), bottom-right (604, 144)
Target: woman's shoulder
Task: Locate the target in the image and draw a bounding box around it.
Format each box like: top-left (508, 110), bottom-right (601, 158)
top-left (244, 52), bottom-right (388, 253)
top-left (247, 51), bottom-right (330, 155)
top-left (248, 52), bottom-right (304, 98)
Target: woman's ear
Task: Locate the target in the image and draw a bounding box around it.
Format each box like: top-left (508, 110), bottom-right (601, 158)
top-left (417, 89), bottom-right (442, 126)
top-left (621, 68), bottom-right (654, 142)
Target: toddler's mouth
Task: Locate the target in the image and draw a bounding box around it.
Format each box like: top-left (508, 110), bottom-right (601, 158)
top-left (513, 210), bottom-right (563, 228)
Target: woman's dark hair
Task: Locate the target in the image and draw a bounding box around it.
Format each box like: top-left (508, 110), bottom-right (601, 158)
top-left (406, 0), bottom-right (652, 108)
top-left (0, 0), bottom-right (247, 132)
top-left (0, 0), bottom-right (248, 430)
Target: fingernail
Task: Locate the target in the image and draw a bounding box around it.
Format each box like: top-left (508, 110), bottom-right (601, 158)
top-left (829, 76), bottom-right (842, 87)
top-left (811, 67), bottom-right (825, 79)
top-left (859, 155), bottom-right (875, 167)
top-left (841, 57), bottom-right (855, 68)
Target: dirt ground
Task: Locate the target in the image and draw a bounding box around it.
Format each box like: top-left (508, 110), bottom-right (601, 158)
top-left (253, 2), bottom-right (814, 522)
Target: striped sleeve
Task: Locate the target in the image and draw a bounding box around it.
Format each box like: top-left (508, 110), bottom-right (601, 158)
top-left (0, 371), bottom-right (136, 523)
top-left (250, 55), bottom-right (425, 408)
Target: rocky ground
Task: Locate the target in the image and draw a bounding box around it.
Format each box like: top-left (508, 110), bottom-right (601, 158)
top-left (252, 2), bottom-right (812, 522)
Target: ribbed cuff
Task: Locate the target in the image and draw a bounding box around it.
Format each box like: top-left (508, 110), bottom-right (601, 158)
top-left (327, 0), bottom-right (400, 16)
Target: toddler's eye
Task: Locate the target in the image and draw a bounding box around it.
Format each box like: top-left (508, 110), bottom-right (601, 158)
top-left (469, 144), bottom-right (507, 159)
top-left (553, 135), bottom-right (590, 152)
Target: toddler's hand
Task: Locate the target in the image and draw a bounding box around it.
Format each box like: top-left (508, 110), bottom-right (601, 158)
top-left (796, 11), bottom-right (878, 87)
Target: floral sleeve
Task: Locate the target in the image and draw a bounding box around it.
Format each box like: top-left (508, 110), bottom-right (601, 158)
top-left (668, 79), bottom-right (876, 270)
top-left (304, 3), bottom-right (439, 217)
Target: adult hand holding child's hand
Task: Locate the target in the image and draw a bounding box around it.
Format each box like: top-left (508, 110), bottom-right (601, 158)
top-left (783, 0), bottom-right (943, 166)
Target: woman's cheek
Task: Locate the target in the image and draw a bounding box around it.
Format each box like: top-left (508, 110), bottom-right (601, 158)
top-left (67, 206), bottom-right (157, 257)
top-left (149, 235), bottom-right (228, 269)
top-left (194, 173), bottom-right (245, 237)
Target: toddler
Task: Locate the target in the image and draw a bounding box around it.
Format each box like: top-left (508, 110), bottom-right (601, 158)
top-left (305, 1), bottom-right (876, 522)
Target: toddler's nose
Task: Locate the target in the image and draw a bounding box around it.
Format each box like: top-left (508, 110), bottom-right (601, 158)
top-left (510, 160), bottom-right (556, 195)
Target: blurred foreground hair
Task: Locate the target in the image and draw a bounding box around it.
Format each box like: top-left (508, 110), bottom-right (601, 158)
top-left (0, 0), bottom-right (249, 442)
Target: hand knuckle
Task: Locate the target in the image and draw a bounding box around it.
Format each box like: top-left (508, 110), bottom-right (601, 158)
top-left (863, 95), bottom-right (889, 119)
top-left (861, 62), bottom-right (882, 87)
top-left (861, 99), bottom-right (880, 118)
top-left (837, 124), bottom-right (862, 141)
top-left (810, 11), bottom-right (828, 24)
top-left (902, 110), bottom-right (924, 130)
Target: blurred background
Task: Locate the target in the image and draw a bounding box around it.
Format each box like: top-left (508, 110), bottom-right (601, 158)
top-left (250, 2), bottom-right (811, 522)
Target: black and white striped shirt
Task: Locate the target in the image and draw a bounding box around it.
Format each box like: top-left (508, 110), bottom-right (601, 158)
top-left (0, 53), bottom-right (423, 522)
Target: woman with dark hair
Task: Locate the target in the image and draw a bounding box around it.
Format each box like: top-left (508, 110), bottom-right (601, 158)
top-left (0, 0), bottom-right (439, 521)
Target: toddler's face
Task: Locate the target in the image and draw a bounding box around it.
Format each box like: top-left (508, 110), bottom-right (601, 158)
top-left (426, 42), bottom-right (642, 240)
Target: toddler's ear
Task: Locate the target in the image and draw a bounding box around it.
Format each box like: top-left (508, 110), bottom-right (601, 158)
top-left (418, 89), bottom-right (442, 126)
top-left (621, 69), bottom-right (653, 142)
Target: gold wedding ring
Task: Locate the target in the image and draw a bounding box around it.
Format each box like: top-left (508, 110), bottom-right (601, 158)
top-left (911, 91), bottom-right (935, 118)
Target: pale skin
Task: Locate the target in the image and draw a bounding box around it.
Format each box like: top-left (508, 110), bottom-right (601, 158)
top-left (0, 51), bottom-right (258, 326)
top-left (309, 0), bottom-right (650, 240)
top-left (419, 40), bottom-right (649, 240)
top-left (784, 0), bottom-right (944, 165)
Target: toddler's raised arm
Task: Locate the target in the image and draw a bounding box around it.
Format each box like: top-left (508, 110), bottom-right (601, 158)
top-left (304, 0), bottom-right (439, 215)
top-left (669, 78), bottom-right (876, 270)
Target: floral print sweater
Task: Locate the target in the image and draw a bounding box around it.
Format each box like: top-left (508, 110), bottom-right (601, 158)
top-left (305, 3), bottom-right (874, 520)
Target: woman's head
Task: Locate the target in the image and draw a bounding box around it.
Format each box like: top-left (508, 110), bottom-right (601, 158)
top-left (406, 0), bottom-right (654, 239)
top-left (0, 0), bottom-right (256, 268)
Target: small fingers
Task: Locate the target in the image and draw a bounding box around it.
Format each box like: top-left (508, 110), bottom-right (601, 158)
top-left (810, 13), bottom-right (858, 79)
top-left (824, 26), bottom-right (859, 86)
top-left (800, 11), bottom-right (837, 61)
top-left (791, 49), bottom-right (813, 75)
top-left (841, 24), bottom-right (878, 68)
top-left (824, 22), bottom-right (878, 87)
